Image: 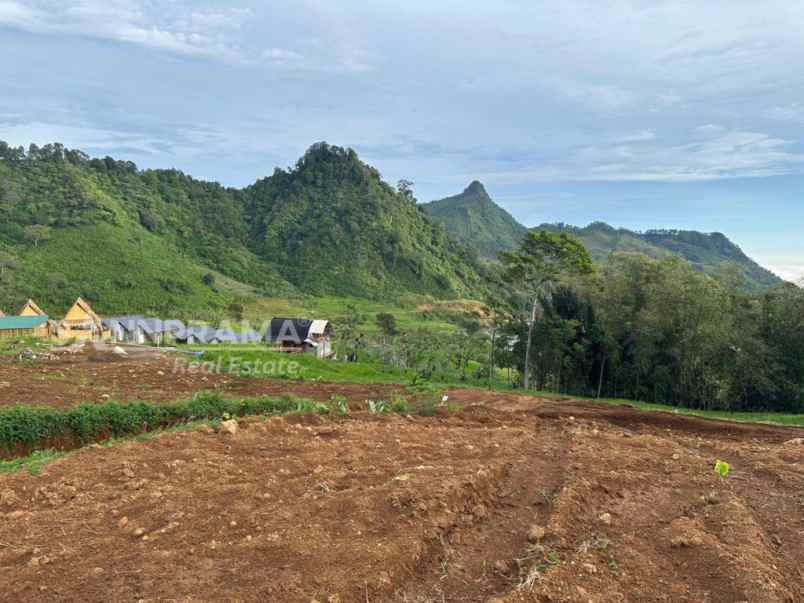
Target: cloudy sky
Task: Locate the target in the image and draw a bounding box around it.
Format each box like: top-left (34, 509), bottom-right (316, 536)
top-left (1, 1), bottom-right (803, 280)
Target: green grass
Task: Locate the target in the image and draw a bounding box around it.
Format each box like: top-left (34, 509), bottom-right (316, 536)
top-left (593, 396), bottom-right (804, 427)
top-left (0, 448), bottom-right (65, 475)
top-left (242, 294), bottom-right (481, 336)
top-left (199, 348), bottom-right (414, 384)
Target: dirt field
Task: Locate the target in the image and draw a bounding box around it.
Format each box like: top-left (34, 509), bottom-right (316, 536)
top-left (0, 347), bottom-right (404, 409)
top-left (1, 351), bottom-right (803, 601)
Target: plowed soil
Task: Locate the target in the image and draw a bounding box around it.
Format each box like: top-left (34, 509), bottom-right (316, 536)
top-left (1, 352), bottom-right (803, 601)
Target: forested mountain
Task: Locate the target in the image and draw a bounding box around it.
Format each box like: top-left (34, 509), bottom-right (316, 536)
top-left (537, 222), bottom-right (782, 290)
top-left (0, 141), bottom-right (485, 317)
top-left (421, 181), bottom-right (528, 258)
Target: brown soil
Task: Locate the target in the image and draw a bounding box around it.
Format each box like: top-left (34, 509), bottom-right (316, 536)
top-left (0, 348), bottom-right (404, 409)
top-left (1, 357), bottom-right (803, 601)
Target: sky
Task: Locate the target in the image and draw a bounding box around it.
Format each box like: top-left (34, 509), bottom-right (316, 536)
top-left (1, 1), bottom-right (802, 281)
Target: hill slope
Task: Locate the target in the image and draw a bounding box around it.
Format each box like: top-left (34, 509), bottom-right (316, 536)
top-left (537, 222), bottom-right (782, 290)
top-left (0, 141), bottom-right (485, 316)
top-left (421, 181), bottom-right (527, 259)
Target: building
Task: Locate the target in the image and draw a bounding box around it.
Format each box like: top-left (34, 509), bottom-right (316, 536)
top-left (267, 318), bottom-right (333, 358)
top-left (19, 299), bottom-right (46, 316)
top-left (104, 316), bottom-right (186, 346)
top-left (0, 309), bottom-right (5, 317)
top-left (174, 326), bottom-right (222, 345)
top-left (0, 315), bottom-right (50, 339)
top-left (56, 297), bottom-right (107, 341)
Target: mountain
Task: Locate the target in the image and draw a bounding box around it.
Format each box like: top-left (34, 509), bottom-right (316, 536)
top-left (421, 179), bottom-right (781, 290)
top-left (537, 222), bottom-right (782, 290)
top-left (0, 141), bottom-right (486, 317)
top-left (421, 181), bottom-right (527, 259)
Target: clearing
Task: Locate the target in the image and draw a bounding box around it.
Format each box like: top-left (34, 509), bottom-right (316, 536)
top-left (0, 349), bottom-right (802, 601)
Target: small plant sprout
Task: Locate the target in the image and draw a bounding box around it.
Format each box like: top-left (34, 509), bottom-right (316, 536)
top-left (714, 459), bottom-right (731, 478)
top-left (367, 399), bottom-right (389, 414)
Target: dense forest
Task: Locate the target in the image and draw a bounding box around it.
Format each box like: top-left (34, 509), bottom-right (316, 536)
top-left (486, 239), bottom-right (804, 413)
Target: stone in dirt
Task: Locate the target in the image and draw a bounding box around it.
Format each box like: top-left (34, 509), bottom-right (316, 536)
top-left (220, 420), bottom-right (238, 435)
top-left (527, 524), bottom-right (546, 543)
top-left (599, 512), bottom-right (613, 526)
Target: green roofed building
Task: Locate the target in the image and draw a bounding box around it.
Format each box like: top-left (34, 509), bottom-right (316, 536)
top-left (0, 315), bottom-right (50, 339)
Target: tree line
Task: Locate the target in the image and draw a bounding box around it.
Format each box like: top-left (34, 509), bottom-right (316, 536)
top-left (491, 231), bottom-right (804, 413)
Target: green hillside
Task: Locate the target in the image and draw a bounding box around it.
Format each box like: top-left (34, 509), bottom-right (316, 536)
top-left (242, 143), bottom-right (487, 297)
top-left (537, 222), bottom-right (781, 290)
top-left (421, 181), bottom-right (528, 258)
top-left (0, 141), bottom-right (486, 316)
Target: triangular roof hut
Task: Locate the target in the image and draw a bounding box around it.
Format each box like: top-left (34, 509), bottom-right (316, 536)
top-left (19, 299), bottom-right (46, 316)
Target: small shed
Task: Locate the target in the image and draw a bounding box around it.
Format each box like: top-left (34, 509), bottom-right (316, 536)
top-left (267, 318), bottom-right (333, 358)
top-left (56, 297), bottom-right (108, 341)
top-left (19, 299), bottom-right (46, 317)
top-left (0, 315), bottom-right (50, 339)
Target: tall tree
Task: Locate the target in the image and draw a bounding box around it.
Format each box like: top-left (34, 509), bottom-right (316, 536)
top-left (498, 230), bottom-right (593, 389)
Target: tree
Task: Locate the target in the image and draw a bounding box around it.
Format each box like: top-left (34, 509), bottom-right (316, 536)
top-left (396, 179), bottom-right (415, 203)
top-left (498, 230), bottom-right (593, 389)
top-left (201, 273), bottom-right (216, 288)
top-left (375, 312), bottom-right (398, 338)
top-left (0, 250), bottom-right (17, 280)
top-left (24, 224), bottom-right (51, 247)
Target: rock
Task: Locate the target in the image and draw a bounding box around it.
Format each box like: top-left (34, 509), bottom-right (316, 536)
top-left (785, 438), bottom-right (803, 446)
top-left (599, 512), bottom-right (613, 526)
top-left (133, 528), bottom-right (145, 537)
top-left (0, 489), bottom-right (20, 507)
top-left (112, 346), bottom-right (127, 356)
top-left (583, 562), bottom-right (598, 574)
top-left (117, 517), bottom-right (129, 529)
top-left (527, 525), bottom-right (546, 543)
top-left (672, 453), bottom-right (681, 461)
top-left (493, 559), bottom-right (513, 575)
top-left (92, 567), bottom-right (104, 576)
top-left (220, 420), bottom-right (238, 435)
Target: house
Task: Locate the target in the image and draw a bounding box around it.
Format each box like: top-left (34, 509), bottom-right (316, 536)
top-left (19, 299), bottom-right (46, 316)
top-left (174, 326), bottom-right (221, 345)
top-left (267, 318), bottom-right (333, 358)
top-left (56, 297), bottom-right (108, 341)
top-left (0, 315), bottom-right (50, 339)
top-left (104, 316), bottom-right (186, 346)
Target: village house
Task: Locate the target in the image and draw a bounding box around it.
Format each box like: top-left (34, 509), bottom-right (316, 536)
top-left (0, 315), bottom-right (50, 339)
top-left (267, 318), bottom-right (333, 358)
top-left (56, 297), bottom-right (108, 341)
top-left (104, 316), bottom-right (186, 346)
top-left (19, 299), bottom-right (46, 316)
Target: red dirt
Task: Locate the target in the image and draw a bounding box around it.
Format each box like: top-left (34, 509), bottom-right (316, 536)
top-left (1, 357), bottom-right (803, 601)
top-left (0, 350), bottom-right (404, 409)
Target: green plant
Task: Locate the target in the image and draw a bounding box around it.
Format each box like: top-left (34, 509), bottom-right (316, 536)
top-left (330, 394), bottom-right (349, 415)
top-left (714, 459), bottom-right (731, 478)
top-left (367, 399), bottom-right (389, 414)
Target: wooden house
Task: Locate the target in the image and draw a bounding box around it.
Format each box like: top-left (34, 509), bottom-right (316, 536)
top-left (0, 315), bottom-right (50, 339)
top-left (56, 297), bottom-right (108, 341)
top-left (19, 299), bottom-right (46, 316)
top-left (267, 318), bottom-right (333, 358)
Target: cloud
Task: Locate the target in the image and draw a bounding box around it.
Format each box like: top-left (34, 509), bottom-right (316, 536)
top-left (479, 128), bottom-right (804, 184)
top-left (0, 1), bottom-right (248, 61)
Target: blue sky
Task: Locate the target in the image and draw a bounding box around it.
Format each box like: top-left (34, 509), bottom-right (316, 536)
top-left (1, 1), bottom-right (802, 281)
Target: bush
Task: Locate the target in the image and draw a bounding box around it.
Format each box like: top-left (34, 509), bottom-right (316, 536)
top-left (0, 392), bottom-right (325, 456)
